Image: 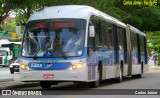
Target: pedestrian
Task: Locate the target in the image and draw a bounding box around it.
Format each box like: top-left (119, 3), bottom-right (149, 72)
top-left (148, 50), bottom-right (151, 57)
top-left (153, 53), bottom-right (158, 66)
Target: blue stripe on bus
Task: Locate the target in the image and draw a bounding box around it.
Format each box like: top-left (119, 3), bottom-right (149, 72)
top-left (20, 48), bottom-right (87, 61)
top-left (28, 62), bottom-right (72, 70)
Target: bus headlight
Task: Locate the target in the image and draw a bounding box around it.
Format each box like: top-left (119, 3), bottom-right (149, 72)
top-left (20, 64), bottom-right (29, 70)
top-left (70, 63), bottom-right (83, 70)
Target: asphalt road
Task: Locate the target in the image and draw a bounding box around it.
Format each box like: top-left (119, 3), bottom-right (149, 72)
top-left (0, 58), bottom-right (160, 98)
top-left (0, 67), bottom-right (19, 82)
top-left (0, 68), bottom-right (160, 98)
top-left (10, 70), bottom-right (159, 89)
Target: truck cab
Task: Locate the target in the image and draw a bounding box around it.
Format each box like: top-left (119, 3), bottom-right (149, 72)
top-left (0, 47), bottom-right (13, 67)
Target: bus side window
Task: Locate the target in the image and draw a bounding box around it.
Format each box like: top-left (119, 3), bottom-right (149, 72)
top-left (108, 23), bottom-right (113, 49)
top-left (117, 27), bottom-right (124, 50)
top-left (94, 19), bottom-right (103, 50)
top-left (87, 21), bottom-right (96, 56)
top-left (131, 32), bottom-right (137, 51)
top-left (101, 20), bottom-right (109, 50)
top-left (87, 37), bottom-right (95, 56)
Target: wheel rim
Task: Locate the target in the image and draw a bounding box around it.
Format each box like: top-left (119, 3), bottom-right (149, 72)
top-left (96, 66), bottom-right (101, 81)
top-left (119, 68), bottom-right (122, 81)
top-left (96, 67), bottom-right (100, 86)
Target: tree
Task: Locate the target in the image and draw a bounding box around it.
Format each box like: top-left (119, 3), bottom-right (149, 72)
top-left (2, 20), bottom-right (16, 32)
top-left (0, 0), bottom-right (11, 28)
top-left (13, 0), bottom-right (46, 23)
top-left (132, 6), bottom-right (160, 31)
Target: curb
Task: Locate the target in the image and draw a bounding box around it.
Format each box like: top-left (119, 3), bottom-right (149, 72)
top-left (0, 78), bottom-right (14, 82)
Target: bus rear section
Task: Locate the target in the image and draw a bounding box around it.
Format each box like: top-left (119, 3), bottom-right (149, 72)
top-left (127, 25), bottom-right (148, 77)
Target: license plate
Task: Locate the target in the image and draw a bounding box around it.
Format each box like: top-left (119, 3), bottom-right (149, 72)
top-left (43, 74), bottom-right (54, 79)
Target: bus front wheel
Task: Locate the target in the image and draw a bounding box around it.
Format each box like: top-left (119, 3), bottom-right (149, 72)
top-left (40, 81), bottom-right (51, 89)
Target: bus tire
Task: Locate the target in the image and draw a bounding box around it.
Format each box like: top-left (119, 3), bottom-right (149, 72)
top-left (132, 70), bottom-right (142, 78)
top-left (40, 81), bottom-right (51, 89)
top-left (88, 66), bottom-right (100, 88)
top-left (136, 73), bottom-right (142, 78)
top-left (138, 64), bottom-right (143, 78)
top-left (136, 68), bottom-right (142, 78)
top-left (132, 73), bottom-right (141, 78)
top-left (116, 66), bottom-right (123, 83)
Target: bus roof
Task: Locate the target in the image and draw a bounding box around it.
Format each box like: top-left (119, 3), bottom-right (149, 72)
top-left (28, 5), bottom-right (126, 28)
top-left (128, 24), bottom-right (146, 36)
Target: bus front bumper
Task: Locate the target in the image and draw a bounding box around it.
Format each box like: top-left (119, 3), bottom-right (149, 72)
top-left (20, 68), bottom-right (88, 82)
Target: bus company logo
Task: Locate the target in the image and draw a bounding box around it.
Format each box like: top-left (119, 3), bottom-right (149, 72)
top-left (45, 64), bottom-right (52, 69)
top-left (2, 90), bottom-right (11, 95)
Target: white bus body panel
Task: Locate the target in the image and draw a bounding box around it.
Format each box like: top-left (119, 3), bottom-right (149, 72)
top-left (21, 5), bottom-right (148, 83)
top-left (20, 59), bottom-right (91, 82)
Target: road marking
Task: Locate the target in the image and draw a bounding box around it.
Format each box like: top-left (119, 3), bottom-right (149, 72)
top-left (66, 95), bottom-right (77, 98)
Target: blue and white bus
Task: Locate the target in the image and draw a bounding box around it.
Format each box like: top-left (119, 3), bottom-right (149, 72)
top-left (19, 5), bottom-right (148, 88)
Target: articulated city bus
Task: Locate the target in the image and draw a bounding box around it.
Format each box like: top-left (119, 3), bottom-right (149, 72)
top-left (19, 5), bottom-right (148, 88)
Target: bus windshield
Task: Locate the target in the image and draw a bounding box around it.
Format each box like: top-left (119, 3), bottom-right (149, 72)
top-left (22, 19), bottom-right (86, 58)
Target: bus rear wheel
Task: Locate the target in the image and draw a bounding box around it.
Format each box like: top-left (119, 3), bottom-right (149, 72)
top-left (132, 70), bottom-right (142, 78)
top-left (40, 81), bottom-right (51, 89)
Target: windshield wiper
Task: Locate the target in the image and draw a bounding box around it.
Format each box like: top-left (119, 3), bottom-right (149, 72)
top-left (53, 41), bottom-right (67, 59)
top-left (59, 47), bottom-right (67, 59)
top-left (33, 51), bottom-right (38, 60)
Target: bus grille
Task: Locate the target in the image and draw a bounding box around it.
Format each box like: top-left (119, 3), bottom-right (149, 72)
top-left (0, 57), bottom-right (2, 64)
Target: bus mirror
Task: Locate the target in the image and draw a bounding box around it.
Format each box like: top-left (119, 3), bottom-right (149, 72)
top-left (89, 25), bottom-right (95, 37)
top-left (16, 25), bottom-right (21, 34)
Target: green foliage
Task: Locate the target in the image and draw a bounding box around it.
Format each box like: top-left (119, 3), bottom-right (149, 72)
top-left (14, 36), bottom-right (22, 41)
top-left (147, 31), bottom-right (160, 52)
top-left (132, 6), bottom-right (160, 31)
top-left (102, 7), bottom-right (129, 21)
top-left (147, 31), bottom-right (160, 65)
top-left (0, 0), bottom-right (18, 23)
top-left (123, 15), bottom-right (143, 29)
top-left (3, 21), bottom-right (16, 32)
